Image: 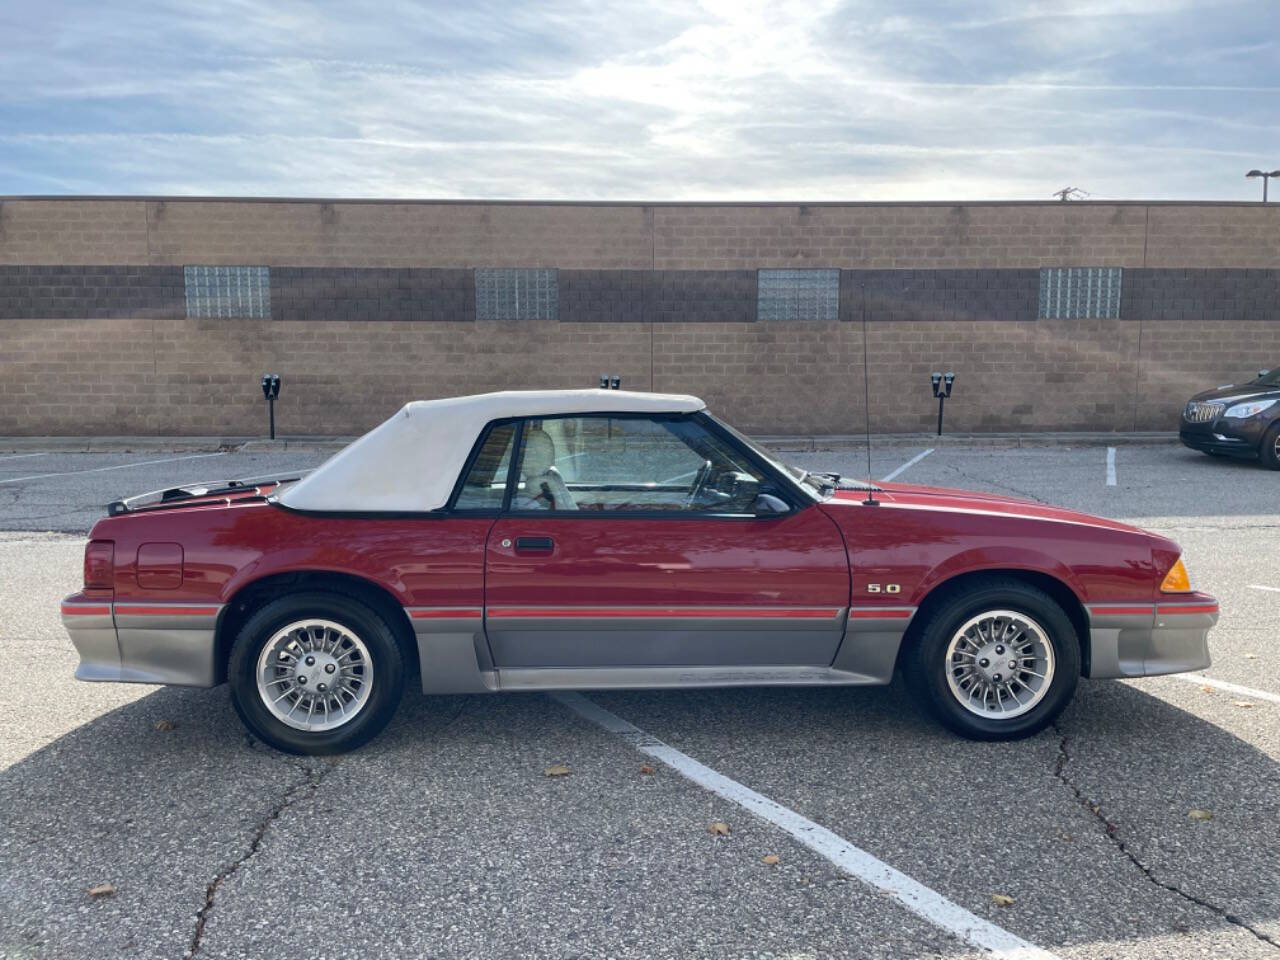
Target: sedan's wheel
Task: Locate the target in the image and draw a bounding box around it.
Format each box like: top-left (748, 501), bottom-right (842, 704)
top-left (1261, 422), bottom-right (1280, 470)
top-left (229, 593), bottom-right (405, 755)
top-left (905, 579), bottom-right (1080, 741)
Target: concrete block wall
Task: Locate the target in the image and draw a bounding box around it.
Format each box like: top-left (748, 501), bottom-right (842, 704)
top-left (0, 198), bottom-right (1276, 437)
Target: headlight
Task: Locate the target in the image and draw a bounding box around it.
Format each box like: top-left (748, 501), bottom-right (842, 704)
top-left (1224, 398), bottom-right (1277, 418)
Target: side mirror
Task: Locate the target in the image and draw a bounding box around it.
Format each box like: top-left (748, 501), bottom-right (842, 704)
top-left (1259, 370), bottom-right (1270, 380)
top-left (752, 493), bottom-right (790, 516)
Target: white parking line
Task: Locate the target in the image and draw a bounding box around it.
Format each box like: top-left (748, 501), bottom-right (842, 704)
top-left (0, 452), bottom-right (55, 463)
top-left (881, 448), bottom-right (934, 483)
top-left (1248, 584), bottom-right (1280, 593)
top-left (552, 692), bottom-right (1059, 960)
top-left (0, 452), bottom-right (226, 486)
top-left (1169, 673), bottom-right (1280, 706)
top-left (1105, 447), bottom-right (1116, 486)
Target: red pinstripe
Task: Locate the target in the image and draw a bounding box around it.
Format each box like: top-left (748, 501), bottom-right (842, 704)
top-left (1090, 605), bottom-right (1155, 616)
top-left (409, 608), bottom-right (484, 619)
top-left (114, 604), bottom-right (220, 617)
top-left (484, 606), bottom-right (845, 620)
top-left (61, 603), bottom-right (111, 617)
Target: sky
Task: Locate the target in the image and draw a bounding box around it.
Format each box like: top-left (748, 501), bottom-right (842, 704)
top-left (1, 0), bottom-right (1278, 201)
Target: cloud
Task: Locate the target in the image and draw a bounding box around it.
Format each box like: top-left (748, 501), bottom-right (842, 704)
top-left (1, 0), bottom-right (1276, 200)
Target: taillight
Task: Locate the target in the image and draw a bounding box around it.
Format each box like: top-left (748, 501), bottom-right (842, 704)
top-left (84, 540), bottom-right (115, 591)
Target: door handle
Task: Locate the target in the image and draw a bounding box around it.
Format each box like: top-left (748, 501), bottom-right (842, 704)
top-left (514, 536), bottom-right (555, 552)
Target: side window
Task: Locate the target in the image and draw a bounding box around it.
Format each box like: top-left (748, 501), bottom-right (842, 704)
top-left (454, 423), bottom-right (517, 510)
top-left (511, 416), bottom-right (774, 513)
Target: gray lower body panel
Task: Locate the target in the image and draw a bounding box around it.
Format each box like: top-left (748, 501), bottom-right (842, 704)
top-left (408, 611), bottom-right (498, 694)
top-left (1086, 604), bottom-right (1216, 679)
top-left (485, 611), bottom-right (848, 669)
top-left (64, 601), bottom-right (222, 687)
top-left (416, 606), bottom-right (914, 693)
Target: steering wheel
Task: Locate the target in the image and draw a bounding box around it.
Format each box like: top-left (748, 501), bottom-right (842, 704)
top-left (685, 459), bottom-right (714, 507)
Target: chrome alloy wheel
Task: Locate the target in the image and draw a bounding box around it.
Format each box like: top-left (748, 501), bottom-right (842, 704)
top-left (944, 609), bottom-right (1056, 719)
top-left (256, 619), bottom-right (374, 732)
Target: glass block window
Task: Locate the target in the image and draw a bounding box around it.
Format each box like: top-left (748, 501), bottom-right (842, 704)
top-left (1038, 267), bottom-right (1122, 319)
top-left (757, 269), bottom-right (840, 322)
top-left (476, 268), bottom-right (558, 321)
top-left (184, 266), bottom-right (270, 318)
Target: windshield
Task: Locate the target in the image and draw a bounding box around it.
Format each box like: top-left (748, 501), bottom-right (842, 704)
top-left (1255, 367), bottom-right (1280, 387)
top-left (706, 413), bottom-right (826, 501)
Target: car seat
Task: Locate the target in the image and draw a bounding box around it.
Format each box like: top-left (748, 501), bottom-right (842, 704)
top-left (517, 427), bottom-right (578, 510)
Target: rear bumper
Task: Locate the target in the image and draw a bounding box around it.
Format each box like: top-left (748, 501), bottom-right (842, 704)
top-left (61, 594), bottom-right (222, 687)
top-left (1085, 595), bottom-right (1218, 679)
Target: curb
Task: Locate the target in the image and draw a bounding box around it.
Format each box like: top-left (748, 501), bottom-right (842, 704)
top-left (0, 436), bottom-right (353, 454)
top-left (756, 432), bottom-right (1178, 451)
top-left (0, 432), bottom-right (1181, 455)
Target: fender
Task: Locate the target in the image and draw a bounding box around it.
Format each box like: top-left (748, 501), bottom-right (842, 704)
top-left (910, 546), bottom-right (1089, 607)
top-left (218, 554), bottom-right (415, 607)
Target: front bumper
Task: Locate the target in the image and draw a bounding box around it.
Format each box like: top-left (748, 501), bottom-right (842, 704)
top-left (1085, 594), bottom-right (1218, 679)
top-left (61, 594), bottom-right (222, 687)
top-left (1179, 416), bottom-right (1266, 457)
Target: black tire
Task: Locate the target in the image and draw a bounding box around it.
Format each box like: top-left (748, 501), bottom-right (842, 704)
top-left (903, 578), bottom-right (1081, 741)
top-left (228, 592), bottom-right (405, 755)
top-left (1260, 422), bottom-right (1280, 470)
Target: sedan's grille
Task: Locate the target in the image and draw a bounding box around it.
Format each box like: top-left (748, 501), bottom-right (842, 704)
top-left (1184, 402), bottom-right (1224, 423)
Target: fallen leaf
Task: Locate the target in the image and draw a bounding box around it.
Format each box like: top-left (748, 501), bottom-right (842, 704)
top-left (708, 821), bottom-right (731, 836)
top-left (543, 764), bottom-right (571, 777)
top-left (88, 883), bottom-right (116, 898)
top-left (762, 854), bottom-right (780, 865)
top-left (639, 765), bottom-right (654, 776)
top-left (1188, 808), bottom-right (1214, 821)
top-left (153, 720), bottom-right (175, 732)
top-left (991, 893), bottom-right (1015, 908)
top-left (1232, 701), bottom-right (1254, 709)
top-left (1200, 685), bottom-right (1214, 693)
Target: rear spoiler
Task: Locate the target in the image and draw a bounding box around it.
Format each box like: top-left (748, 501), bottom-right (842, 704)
top-left (106, 473), bottom-right (310, 517)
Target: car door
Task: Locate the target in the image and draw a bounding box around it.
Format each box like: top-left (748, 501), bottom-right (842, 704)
top-left (481, 413), bottom-right (850, 671)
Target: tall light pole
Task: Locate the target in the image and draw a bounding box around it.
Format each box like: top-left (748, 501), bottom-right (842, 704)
top-left (1246, 169), bottom-right (1280, 201)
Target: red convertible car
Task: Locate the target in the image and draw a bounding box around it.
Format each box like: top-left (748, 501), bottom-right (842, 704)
top-left (62, 389), bottom-right (1218, 754)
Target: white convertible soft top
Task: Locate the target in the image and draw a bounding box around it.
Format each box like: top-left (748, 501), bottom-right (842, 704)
top-left (276, 389), bottom-right (706, 513)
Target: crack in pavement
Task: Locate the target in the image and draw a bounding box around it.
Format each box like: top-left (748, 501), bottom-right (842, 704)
top-left (1052, 726), bottom-right (1280, 951)
top-left (187, 758), bottom-right (337, 957)
top-left (940, 462), bottom-right (1048, 503)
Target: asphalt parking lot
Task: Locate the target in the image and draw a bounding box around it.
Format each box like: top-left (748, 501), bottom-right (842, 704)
top-left (0, 441), bottom-right (1276, 960)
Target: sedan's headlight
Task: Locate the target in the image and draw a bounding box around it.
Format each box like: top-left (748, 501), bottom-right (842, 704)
top-left (1224, 398), bottom-right (1278, 418)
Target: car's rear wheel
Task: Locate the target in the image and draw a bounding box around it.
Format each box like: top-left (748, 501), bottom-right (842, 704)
top-left (904, 578), bottom-right (1080, 740)
top-left (1260, 422), bottom-right (1280, 470)
top-left (228, 592), bottom-right (405, 755)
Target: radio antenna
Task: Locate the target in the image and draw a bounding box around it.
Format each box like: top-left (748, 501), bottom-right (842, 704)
top-left (860, 288), bottom-right (878, 505)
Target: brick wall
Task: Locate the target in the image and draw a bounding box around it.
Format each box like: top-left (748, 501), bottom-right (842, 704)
top-left (0, 197), bottom-right (1277, 437)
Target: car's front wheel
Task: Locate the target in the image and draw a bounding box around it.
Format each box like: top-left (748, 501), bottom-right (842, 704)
top-left (1260, 421), bottom-right (1280, 470)
top-left (228, 592), bottom-right (405, 755)
top-left (904, 578), bottom-right (1080, 740)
